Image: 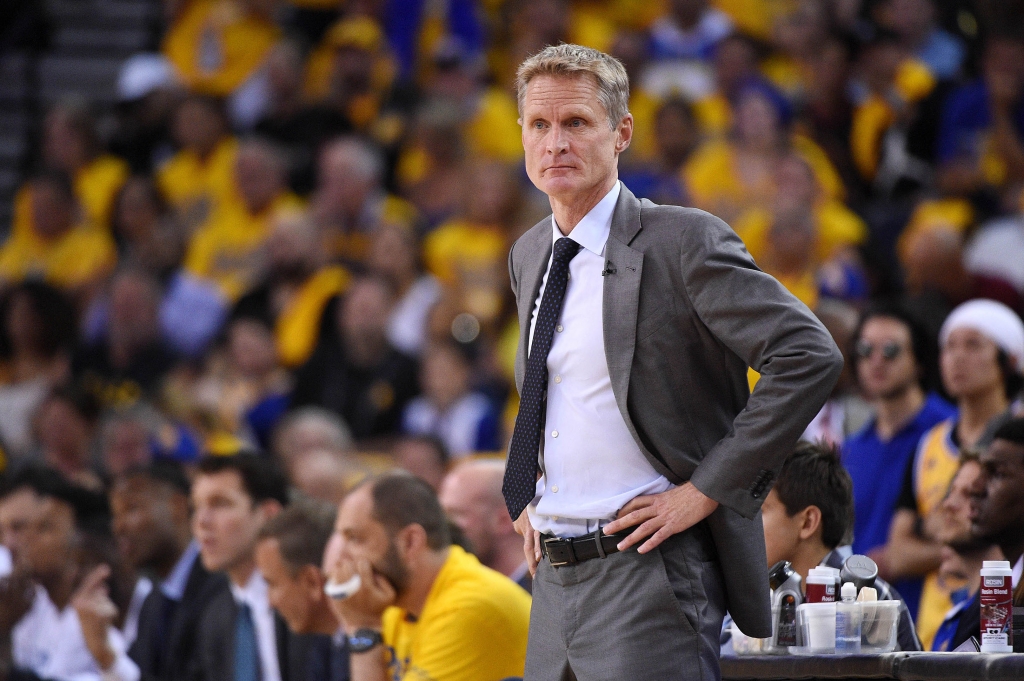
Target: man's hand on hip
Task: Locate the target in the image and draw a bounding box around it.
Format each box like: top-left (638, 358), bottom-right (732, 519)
top-left (604, 482), bottom-right (719, 554)
top-left (513, 509), bottom-right (542, 577)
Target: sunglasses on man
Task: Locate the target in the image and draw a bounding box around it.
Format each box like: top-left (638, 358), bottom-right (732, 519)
top-left (855, 340), bottom-right (904, 361)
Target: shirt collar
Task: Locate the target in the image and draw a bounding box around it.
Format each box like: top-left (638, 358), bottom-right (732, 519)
top-left (551, 181), bottom-right (620, 257)
top-left (230, 569), bottom-right (268, 606)
top-left (161, 540), bottom-right (199, 601)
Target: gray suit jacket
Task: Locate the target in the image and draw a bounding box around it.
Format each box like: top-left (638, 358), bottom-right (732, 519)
top-left (508, 185), bottom-right (843, 637)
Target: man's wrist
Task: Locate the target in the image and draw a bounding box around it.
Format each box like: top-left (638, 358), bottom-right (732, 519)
top-left (346, 627), bottom-right (384, 654)
top-left (343, 616), bottom-right (383, 636)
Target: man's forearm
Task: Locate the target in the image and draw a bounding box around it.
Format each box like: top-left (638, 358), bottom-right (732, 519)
top-left (348, 648), bottom-right (389, 681)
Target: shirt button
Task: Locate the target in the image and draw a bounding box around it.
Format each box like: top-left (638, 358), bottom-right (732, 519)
top-left (551, 430), bottom-right (559, 438)
top-left (556, 324), bottom-right (563, 332)
top-left (554, 375), bottom-right (562, 384)
top-left (552, 486), bottom-right (559, 493)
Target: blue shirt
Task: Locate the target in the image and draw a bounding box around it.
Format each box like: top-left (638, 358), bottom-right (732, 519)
top-left (936, 80), bottom-right (1024, 163)
top-left (843, 393), bottom-right (955, 556)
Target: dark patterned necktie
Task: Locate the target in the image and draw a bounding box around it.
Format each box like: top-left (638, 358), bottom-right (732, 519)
top-left (503, 237), bottom-right (581, 519)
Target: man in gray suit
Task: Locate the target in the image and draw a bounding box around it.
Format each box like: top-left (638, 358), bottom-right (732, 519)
top-left (502, 44), bottom-right (844, 680)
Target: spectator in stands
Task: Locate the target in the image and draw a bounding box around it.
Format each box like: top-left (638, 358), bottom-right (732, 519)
top-left (0, 171), bottom-right (117, 295)
top-left (184, 139), bottom-right (304, 302)
top-left (930, 455), bottom-right (1003, 650)
top-left (111, 176), bottom-right (183, 281)
top-left (109, 461), bottom-right (227, 680)
top-left (0, 282), bottom-right (74, 461)
top-left (162, 0), bottom-right (282, 127)
top-left (157, 95), bottom-right (239, 221)
top-left (271, 406), bottom-right (354, 475)
top-left (0, 464), bottom-right (138, 680)
top-left (254, 40), bottom-right (351, 195)
top-left (110, 53), bottom-right (180, 175)
top-left (325, 472), bottom-right (531, 680)
top-left (396, 101), bottom-right (467, 229)
top-left (311, 136), bottom-right (418, 265)
top-left (887, 299), bottom-right (1024, 647)
top-left (190, 314), bottom-right (292, 452)
top-left (843, 304), bottom-right (954, 568)
top-left (391, 435), bottom-right (449, 493)
top-left (290, 447), bottom-right (366, 506)
top-left (255, 499), bottom-right (348, 681)
top-left (75, 269), bottom-right (180, 411)
top-left (439, 459), bottom-right (531, 592)
top-left (191, 454), bottom-right (295, 681)
top-left (402, 341), bottom-right (500, 458)
top-left (879, 0), bottom-right (965, 80)
top-left (10, 102), bottom-right (129, 234)
top-left (292, 276), bottom-right (420, 441)
top-left (801, 300), bottom-right (873, 446)
top-left (937, 35), bottom-right (1024, 203)
top-left (947, 417), bottom-right (1024, 649)
top-left (758, 441), bottom-right (921, 651)
top-left (234, 211), bottom-right (351, 369)
top-left (648, 0), bottom-right (732, 63)
top-left (963, 208), bottom-right (1024, 309)
top-left (367, 222), bottom-right (440, 358)
top-left (32, 386), bottom-right (103, 491)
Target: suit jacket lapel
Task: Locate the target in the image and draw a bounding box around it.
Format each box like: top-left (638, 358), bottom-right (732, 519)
top-left (602, 186), bottom-right (645, 448)
top-left (514, 219), bottom-right (553, 390)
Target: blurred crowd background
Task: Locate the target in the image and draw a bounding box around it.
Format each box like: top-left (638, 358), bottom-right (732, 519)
top-left (1, 0), bottom-right (1024, 667)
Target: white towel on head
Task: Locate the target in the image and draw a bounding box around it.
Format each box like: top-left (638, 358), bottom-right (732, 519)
top-left (939, 299), bottom-right (1024, 370)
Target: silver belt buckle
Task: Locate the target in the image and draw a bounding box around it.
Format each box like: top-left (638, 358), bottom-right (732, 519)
top-left (543, 536), bottom-right (572, 567)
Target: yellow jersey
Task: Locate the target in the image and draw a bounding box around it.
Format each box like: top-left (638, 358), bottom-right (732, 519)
top-left (0, 221), bottom-right (117, 290)
top-left (163, 0), bottom-right (280, 96)
top-left (184, 192), bottom-right (304, 301)
top-left (157, 136), bottom-right (239, 212)
top-left (381, 545), bottom-right (531, 681)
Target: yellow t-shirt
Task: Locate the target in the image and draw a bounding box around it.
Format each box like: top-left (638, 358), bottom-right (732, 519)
top-left (733, 199), bottom-right (867, 264)
top-left (275, 266), bottom-right (351, 368)
top-left (184, 192), bottom-right (305, 301)
top-left (157, 136), bottom-right (239, 211)
top-left (163, 0), bottom-right (280, 96)
top-left (382, 545), bottom-right (531, 681)
top-left (0, 222), bottom-right (117, 290)
top-left (423, 219), bottom-right (506, 286)
top-left (911, 418), bottom-right (960, 650)
top-left (465, 87), bottom-right (523, 162)
top-left (11, 156), bottom-right (129, 239)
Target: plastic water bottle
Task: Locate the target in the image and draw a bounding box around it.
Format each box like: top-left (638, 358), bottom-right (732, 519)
top-left (835, 581), bottom-right (862, 654)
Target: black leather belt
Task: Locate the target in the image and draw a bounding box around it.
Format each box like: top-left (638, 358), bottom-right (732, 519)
top-left (540, 526), bottom-right (636, 568)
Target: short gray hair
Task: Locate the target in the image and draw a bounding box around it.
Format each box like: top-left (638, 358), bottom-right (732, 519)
top-left (516, 44), bottom-right (630, 129)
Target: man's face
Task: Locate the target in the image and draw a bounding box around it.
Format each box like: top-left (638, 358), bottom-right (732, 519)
top-left (111, 478), bottom-right (181, 572)
top-left (969, 438), bottom-right (1024, 548)
top-left (856, 317), bottom-right (917, 400)
top-left (936, 460), bottom-right (982, 547)
top-left (255, 538), bottom-right (316, 633)
top-left (439, 470), bottom-right (498, 563)
top-left (0, 489), bottom-right (76, 578)
top-left (941, 327), bottom-right (1003, 400)
top-left (328, 486), bottom-right (408, 594)
top-left (761, 490), bottom-right (803, 569)
top-left (191, 470), bottom-right (267, 574)
top-left (520, 74), bottom-right (631, 205)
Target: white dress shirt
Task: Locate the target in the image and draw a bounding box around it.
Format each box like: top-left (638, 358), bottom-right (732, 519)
top-left (526, 181), bottom-right (673, 538)
top-left (229, 570), bottom-right (281, 681)
top-left (13, 585), bottom-right (139, 681)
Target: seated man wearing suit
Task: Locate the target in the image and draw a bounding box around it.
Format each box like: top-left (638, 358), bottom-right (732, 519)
top-left (255, 498), bottom-right (349, 681)
top-left (191, 454), bottom-right (290, 681)
top-left (111, 461), bottom-right (228, 681)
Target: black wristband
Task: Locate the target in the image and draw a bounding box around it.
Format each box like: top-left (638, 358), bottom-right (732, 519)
top-left (347, 628), bottom-right (383, 653)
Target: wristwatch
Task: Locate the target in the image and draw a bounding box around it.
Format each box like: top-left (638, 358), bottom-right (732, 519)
top-left (348, 628), bottom-right (383, 653)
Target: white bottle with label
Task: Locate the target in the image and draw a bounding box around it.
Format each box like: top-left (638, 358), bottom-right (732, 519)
top-left (979, 560), bottom-right (1014, 653)
top-left (835, 581), bottom-right (862, 654)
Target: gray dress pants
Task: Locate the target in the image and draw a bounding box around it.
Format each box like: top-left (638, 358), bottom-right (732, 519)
top-left (524, 522), bottom-right (726, 681)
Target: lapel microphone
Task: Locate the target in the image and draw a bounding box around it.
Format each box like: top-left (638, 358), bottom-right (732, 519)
top-left (601, 263), bottom-right (616, 276)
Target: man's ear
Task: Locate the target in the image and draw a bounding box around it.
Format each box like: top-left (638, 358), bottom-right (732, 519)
top-left (298, 564), bottom-right (325, 600)
top-left (396, 523), bottom-right (429, 560)
top-left (615, 114), bottom-right (634, 153)
top-left (169, 492), bottom-right (191, 526)
top-left (798, 505), bottom-right (823, 541)
top-left (257, 499), bottom-right (283, 523)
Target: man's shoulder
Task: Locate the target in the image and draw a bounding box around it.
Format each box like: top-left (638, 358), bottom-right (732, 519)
top-left (427, 548), bottom-right (532, 620)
